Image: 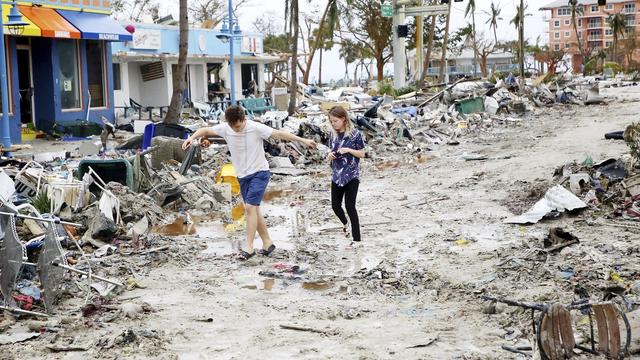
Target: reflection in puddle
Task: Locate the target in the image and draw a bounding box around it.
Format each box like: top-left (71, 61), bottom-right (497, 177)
top-left (153, 216), bottom-right (196, 236)
top-left (302, 281), bottom-right (333, 291)
top-left (152, 191), bottom-right (298, 257)
top-left (263, 187), bottom-right (297, 201)
top-left (240, 279), bottom-right (336, 292)
top-left (263, 279), bottom-right (275, 291)
top-left (374, 155), bottom-right (431, 170)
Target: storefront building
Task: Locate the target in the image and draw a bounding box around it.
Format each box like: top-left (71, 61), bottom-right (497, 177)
top-left (2, 0), bottom-right (131, 142)
top-left (111, 22), bottom-right (279, 117)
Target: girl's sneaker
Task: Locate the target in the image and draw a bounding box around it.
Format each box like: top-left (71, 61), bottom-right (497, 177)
top-left (343, 220), bottom-right (351, 239)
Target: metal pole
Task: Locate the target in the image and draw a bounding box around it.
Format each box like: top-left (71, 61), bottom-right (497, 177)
top-left (416, 10), bottom-right (424, 82)
top-left (519, 0), bottom-right (525, 91)
top-left (0, 4), bottom-right (12, 150)
top-left (0, 211), bottom-right (82, 227)
top-left (52, 261), bottom-right (124, 287)
top-left (392, 0), bottom-right (406, 88)
top-left (438, 0), bottom-right (452, 82)
top-left (0, 305), bottom-right (49, 318)
top-left (228, 0), bottom-right (236, 105)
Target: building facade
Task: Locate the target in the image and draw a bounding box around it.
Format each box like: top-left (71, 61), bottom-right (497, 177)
top-left (111, 23), bottom-right (279, 118)
top-left (540, 0), bottom-right (640, 72)
top-left (2, 1), bottom-right (131, 142)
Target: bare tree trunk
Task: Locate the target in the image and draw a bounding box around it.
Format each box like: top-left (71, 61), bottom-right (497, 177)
top-left (164, 0), bottom-right (188, 124)
top-left (302, 1), bottom-right (331, 85)
top-left (438, 1), bottom-right (453, 81)
top-left (344, 58), bottom-right (349, 81)
top-left (353, 63), bottom-right (358, 86)
top-left (376, 55), bottom-right (384, 81)
top-left (319, 47), bottom-right (323, 85)
top-left (288, 0), bottom-right (299, 115)
top-left (472, 10), bottom-right (478, 77)
top-left (418, 13), bottom-right (437, 86)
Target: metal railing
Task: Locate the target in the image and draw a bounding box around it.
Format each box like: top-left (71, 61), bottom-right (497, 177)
top-left (425, 63), bottom-right (519, 76)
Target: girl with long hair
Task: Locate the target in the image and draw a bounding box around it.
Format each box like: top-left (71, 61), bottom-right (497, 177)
top-left (327, 106), bottom-right (365, 243)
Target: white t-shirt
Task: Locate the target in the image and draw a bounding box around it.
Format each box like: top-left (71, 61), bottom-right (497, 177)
top-left (212, 120), bottom-right (274, 178)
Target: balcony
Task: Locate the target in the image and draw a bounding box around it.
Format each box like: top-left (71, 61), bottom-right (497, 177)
top-left (623, 6), bottom-right (636, 14)
top-left (587, 22), bottom-right (603, 29)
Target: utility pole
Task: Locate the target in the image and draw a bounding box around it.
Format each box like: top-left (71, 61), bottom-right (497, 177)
top-left (392, 0), bottom-right (407, 88)
top-left (416, 9), bottom-right (424, 82)
top-left (438, 0), bottom-right (453, 82)
top-left (519, 0), bottom-right (525, 91)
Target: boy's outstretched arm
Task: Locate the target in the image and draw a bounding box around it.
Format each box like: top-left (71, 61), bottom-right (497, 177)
top-left (182, 127), bottom-right (218, 150)
top-left (271, 130), bottom-right (317, 149)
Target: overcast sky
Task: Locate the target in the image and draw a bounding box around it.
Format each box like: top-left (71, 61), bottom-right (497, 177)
top-left (160, 0), bottom-right (549, 82)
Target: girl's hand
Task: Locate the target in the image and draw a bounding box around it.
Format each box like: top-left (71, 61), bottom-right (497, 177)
top-left (327, 152), bottom-right (337, 161)
top-left (337, 147), bottom-right (351, 155)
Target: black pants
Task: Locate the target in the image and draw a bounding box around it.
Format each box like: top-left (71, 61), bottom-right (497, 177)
top-left (331, 179), bottom-right (361, 242)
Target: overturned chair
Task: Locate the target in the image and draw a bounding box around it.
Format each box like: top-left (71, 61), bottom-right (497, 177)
top-left (483, 296), bottom-right (631, 360)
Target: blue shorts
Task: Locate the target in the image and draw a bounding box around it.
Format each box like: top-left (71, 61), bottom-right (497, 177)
top-left (238, 171), bottom-right (270, 206)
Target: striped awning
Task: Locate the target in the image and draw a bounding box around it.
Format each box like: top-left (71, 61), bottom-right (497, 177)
top-left (18, 6), bottom-right (80, 39)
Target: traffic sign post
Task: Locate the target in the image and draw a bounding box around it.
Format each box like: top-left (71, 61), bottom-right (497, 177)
top-left (381, 2), bottom-right (393, 17)
top-left (400, 4), bottom-right (449, 16)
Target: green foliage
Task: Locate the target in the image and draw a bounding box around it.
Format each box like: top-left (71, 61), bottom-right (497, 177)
top-left (604, 61), bottom-right (623, 75)
top-left (264, 34), bottom-right (290, 54)
top-left (30, 192), bottom-right (50, 214)
top-left (377, 79), bottom-right (395, 96)
top-left (625, 123), bottom-right (640, 162)
top-left (395, 85), bottom-right (417, 96)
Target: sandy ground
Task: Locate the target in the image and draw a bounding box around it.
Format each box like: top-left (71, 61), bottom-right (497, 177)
top-left (3, 86), bottom-right (640, 359)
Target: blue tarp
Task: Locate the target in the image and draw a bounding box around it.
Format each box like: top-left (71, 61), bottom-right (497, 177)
top-left (56, 10), bottom-right (133, 42)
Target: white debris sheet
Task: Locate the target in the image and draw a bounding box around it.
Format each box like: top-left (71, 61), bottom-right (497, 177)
top-left (505, 185), bottom-right (588, 224)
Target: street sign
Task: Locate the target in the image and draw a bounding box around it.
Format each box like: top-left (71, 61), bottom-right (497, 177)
top-left (381, 2), bottom-right (393, 17)
top-left (401, 4), bottom-right (449, 17)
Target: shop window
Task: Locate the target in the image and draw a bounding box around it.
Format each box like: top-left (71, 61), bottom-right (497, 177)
top-left (58, 40), bottom-right (81, 110)
top-left (87, 41), bottom-right (106, 108)
top-left (113, 63), bottom-right (121, 91)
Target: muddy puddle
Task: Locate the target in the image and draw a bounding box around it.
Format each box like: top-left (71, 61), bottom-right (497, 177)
top-left (374, 155), bottom-right (433, 170)
top-left (240, 279), bottom-right (338, 293)
top-left (151, 184), bottom-right (301, 256)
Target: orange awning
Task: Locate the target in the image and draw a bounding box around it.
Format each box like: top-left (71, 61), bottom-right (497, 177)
top-left (18, 5), bottom-right (80, 39)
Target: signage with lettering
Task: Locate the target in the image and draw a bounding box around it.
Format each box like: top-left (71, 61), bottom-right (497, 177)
top-left (20, 0), bottom-right (111, 14)
top-left (132, 29), bottom-right (162, 50)
top-left (241, 36), bottom-right (263, 54)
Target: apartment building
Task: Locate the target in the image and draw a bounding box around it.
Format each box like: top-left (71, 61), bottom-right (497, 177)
top-left (540, 0), bottom-right (640, 71)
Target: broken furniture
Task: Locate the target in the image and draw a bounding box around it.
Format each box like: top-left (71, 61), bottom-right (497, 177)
top-left (141, 123), bottom-right (192, 150)
top-left (239, 97), bottom-right (274, 117)
top-left (482, 296), bottom-right (631, 359)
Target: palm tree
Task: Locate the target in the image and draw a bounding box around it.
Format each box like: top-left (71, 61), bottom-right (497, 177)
top-left (418, 0), bottom-right (438, 86)
top-left (164, 0), bottom-right (188, 124)
top-left (285, 0), bottom-right (299, 115)
top-left (465, 0), bottom-right (478, 76)
top-left (607, 13), bottom-right (627, 62)
top-left (568, 0), bottom-right (586, 74)
top-left (338, 39), bottom-right (358, 82)
top-left (300, 0), bottom-right (351, 85)
top-left (484, 2), bottom-right (502, 44)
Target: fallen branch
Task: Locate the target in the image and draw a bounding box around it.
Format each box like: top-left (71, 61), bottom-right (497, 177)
top-left (139, 245), bottom-right (170, 255)
top-left (279, 324), bottom-right (337, 336)
top-left (501, 345), bottom-right (532, 357)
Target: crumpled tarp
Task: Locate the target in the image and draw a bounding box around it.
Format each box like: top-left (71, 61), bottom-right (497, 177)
top-left (505, 185), bottom-right (588, 224)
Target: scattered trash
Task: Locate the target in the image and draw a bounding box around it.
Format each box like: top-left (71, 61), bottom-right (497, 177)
top-left (505, 185), bottom-right (588, 224)
top-left (544, 228), bottom-right (579, 252)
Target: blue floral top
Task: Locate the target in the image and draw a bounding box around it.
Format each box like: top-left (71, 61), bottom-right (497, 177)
top-left (330, 130), bottom-right (365, 187)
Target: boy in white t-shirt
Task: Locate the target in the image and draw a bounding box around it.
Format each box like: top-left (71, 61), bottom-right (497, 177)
top-left (182, 106), bottom-right (316, 260)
